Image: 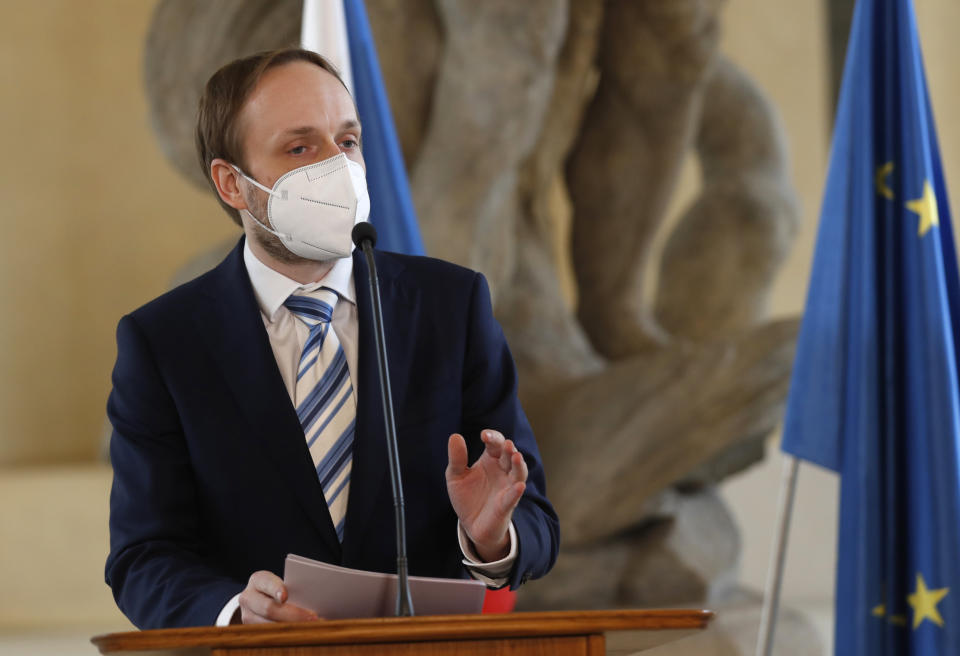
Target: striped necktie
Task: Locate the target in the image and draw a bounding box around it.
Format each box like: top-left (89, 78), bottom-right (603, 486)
top-left (284, 289), bottom-right (355, 541)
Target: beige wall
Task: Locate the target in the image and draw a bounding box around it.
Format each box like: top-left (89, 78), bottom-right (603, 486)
top-left (0, 1), bottom-right (239, 465)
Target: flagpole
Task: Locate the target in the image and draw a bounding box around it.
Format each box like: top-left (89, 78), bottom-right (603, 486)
top-left (755, 454), bottom-right (800, 656)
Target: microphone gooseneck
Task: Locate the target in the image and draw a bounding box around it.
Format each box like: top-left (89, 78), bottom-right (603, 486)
top-left (352, 222), bottom-right (415, 617)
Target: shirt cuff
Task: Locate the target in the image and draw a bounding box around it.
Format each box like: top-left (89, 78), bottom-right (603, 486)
top-left (215, 593), bottom-right (242, 626)
top-left (457, 521), bottom-right (517, 588)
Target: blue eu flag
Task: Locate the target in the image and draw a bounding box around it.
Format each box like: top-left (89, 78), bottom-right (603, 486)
top-left (780, 0), bottom-right (960, 652)
top-left (343, 0), bottom-right (426, 256)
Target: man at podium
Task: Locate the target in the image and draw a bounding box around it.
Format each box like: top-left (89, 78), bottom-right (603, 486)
top-left (104, 48), bottom-right (559, 629)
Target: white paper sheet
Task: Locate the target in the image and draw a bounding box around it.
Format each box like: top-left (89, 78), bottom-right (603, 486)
top-left (284, 553), bottom-right (487, 619)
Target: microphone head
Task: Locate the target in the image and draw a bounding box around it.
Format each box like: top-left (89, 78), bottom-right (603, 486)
top-left (352, 221), bottom-right (378, 248)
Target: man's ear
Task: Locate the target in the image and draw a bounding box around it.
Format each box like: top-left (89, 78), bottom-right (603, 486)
top-left (210, 158), bottom-right (248, 211)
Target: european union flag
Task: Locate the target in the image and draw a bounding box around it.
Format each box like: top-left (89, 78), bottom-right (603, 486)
top-left (343, 0), bottom-right (425, 255)
top-left (780, 0), bottom-right (960, 652)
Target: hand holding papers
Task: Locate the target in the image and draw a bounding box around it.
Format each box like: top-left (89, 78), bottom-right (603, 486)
top-left (284, 554), bottom-right (487, 619)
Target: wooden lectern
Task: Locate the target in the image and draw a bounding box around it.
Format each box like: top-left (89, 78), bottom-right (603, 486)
top-left (92, 609), bottom-right (712, 655)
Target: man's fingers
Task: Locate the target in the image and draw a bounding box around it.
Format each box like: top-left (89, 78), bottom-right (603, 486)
top-left (239, 588), bottom-right (279, 622)
top-left (269, 601), bottom-right (318, 623)
top-left (242, 570), bottom-right (318, 624)
top-left (447, 433), bottom-right (469, 477)
top-left (452, 430), bottom-right (527, 480)
top-left (498, 481), bottom-right (526, 515)
top-left (250, 570), bottom-right (285, 603)
top-left (497, 439), bottom-right (519, 472)
top-left (510, 450), bottom-right (528, 483)
top-left (480, 428), bottom-right (507, 468)
top-left (240, 605), bottom-right (273, 624)
top-left (481, 429), bottom-right (505, 459)
top-left (241, 592), bottom-right (318, 623)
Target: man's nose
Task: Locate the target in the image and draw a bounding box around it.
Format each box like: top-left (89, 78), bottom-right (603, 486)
top-left (318, 141), bottom-right (342, 161)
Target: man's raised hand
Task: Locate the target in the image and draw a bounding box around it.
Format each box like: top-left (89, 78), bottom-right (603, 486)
top-left (445, 429), bottom-right (528, 562)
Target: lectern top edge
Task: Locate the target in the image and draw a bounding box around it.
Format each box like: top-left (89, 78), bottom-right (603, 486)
top-left (91, 608), bottom-right (713, 653)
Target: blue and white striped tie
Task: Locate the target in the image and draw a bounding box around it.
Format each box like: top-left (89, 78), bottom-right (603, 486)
top-left (284, 289), bottom-right (355, 541)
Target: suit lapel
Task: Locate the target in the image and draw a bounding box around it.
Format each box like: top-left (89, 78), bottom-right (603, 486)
top-left (195, 239), bottom-right (343, 560)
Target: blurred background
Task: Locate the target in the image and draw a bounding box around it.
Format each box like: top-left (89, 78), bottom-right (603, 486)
top-left (1, 0), bottom-right (959, 653)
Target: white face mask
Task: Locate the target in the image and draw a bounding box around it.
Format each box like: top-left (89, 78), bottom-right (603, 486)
top-left (232, 153), bottom-right (371, 261)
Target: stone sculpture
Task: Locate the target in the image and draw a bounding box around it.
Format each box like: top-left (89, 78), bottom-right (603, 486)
top-left (144, 2), bottom-right (810, 650)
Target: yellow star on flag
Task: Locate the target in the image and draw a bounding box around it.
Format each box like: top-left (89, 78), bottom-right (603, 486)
top-left (905, 180), bottom-right (939, 237)
top-left (876, 161), bottom-right (894, 200)
top-left (907, 573), bottom-right (949, 629)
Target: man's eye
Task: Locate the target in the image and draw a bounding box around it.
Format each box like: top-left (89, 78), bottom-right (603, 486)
top-left (340, 140), bottom-right (358, 150)
top-left (289, 146), bottom-right (307, 155)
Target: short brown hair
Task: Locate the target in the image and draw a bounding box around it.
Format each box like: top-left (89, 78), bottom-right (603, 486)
top-left (196, 48), bottom-right (347, 225)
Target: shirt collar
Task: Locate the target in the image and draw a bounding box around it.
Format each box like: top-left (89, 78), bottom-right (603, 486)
top-left (243, 239), bottom-right (356, 322)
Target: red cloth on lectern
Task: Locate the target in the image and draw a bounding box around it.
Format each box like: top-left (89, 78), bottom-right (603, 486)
top-left (481, 588), bottom-right (516, 613)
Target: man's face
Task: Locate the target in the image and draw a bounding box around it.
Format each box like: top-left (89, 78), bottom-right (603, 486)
top-left (234, 61), bottom-right (364, 262)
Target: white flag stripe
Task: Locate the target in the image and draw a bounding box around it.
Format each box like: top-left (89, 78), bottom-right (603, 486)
top-left (301, 0), bottom-right (354, 95)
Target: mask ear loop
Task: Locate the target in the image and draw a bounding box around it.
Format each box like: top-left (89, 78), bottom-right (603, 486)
top-left (231, 164), bottom-right (282, 197)
top-left (230, 165), bottom-right (294, 242)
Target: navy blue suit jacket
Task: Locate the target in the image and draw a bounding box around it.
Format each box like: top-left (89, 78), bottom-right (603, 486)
top-left (105, 239), bottom-right (559, 629)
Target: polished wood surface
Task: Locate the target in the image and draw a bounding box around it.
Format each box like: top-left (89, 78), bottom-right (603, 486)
top-left (213, 636), bottom-right (595, 656)
top-left (92, 609), bottom-right (712, 655)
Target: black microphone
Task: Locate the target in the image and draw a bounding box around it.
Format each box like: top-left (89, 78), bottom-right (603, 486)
top-left (351, 222), bottom-right (415, 617)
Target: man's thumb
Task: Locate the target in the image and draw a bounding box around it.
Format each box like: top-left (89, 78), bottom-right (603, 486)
top-left (446, 433), bottom-right (469, 477)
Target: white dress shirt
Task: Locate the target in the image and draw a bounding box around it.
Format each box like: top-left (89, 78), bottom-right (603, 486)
top-left (214, 242), bottom-right (516, 625)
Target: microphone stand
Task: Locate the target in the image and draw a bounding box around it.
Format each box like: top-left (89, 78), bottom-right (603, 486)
top-left (354, 224), bottom-right (415, 617)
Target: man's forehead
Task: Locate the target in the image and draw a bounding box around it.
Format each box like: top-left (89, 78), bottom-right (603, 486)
top-left (239, 61), bottom-right (358, 135)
